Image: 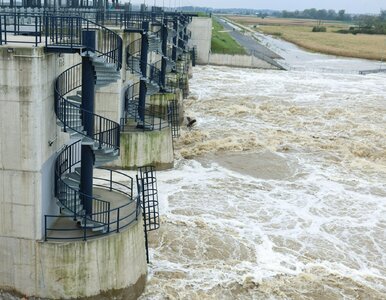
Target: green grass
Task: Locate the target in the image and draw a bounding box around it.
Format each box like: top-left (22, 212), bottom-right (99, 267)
top-left (211, 18), bottom-right (246, 55)
top-left (196, 12), bottom-right (209, 17)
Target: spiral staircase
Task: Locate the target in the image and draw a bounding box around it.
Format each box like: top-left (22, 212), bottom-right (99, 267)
top-left (123, 25), bottom-right (169, 131)
top-left (44, 15), bottom-right (139, 237)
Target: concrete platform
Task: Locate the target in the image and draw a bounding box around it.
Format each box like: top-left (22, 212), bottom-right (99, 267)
top-left (46, 187), bottom-right (137, 241)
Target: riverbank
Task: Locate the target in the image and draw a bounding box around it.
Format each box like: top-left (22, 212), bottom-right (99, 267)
top-left (227, 16), bottom-right (386, 61)
top-left (211, 17), bottom-right (246, 55)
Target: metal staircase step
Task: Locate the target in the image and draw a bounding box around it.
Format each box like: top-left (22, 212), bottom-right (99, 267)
top-left (96, 73), bottom-right (120, 79)
top-left (70, 131), bottom-right (87, 139)
top-left (62, 177), bottom-right (80, 189)
top-left (95, 150), bottom-right (119, 159)
top-left (61, 125), bottom-right (84, 133)
top-left (65, 172), bottom-right (81, 182)
top-left (67, 95), bottom-right (82, 102)
top-left (96, 80), bottom-right (117, 87)
top-left (94, 155), bottom-right (119, 167)
top-left (64, 99), bottom-right (81, 107)
top-left (80, 219), bottom-right (108, 232)
top-left (75, 167), bottom-right (81, 176)
top-left (93, 62), bottom-right (116, 69)
top-left (80, 50), bottom-right (97, 58)
top-left (93, 147), bottom-right (118, 155)
top-left (91, 57), bottom-right (106, 64)
top-left (56, 197), bottom-right (82, 206)
top-left (81, 137), bottom-right (95, 145)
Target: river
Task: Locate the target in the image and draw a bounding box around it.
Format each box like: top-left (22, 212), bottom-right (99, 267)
top-left (139, 38), bottom-right (386, 299)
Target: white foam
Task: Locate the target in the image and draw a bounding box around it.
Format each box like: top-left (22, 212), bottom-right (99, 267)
top-left (140, 65), bottom-right (386, 298)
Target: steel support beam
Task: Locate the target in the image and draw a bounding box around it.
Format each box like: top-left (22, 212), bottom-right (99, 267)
top-left (138, 21), bottom-right (149, 126)
top-left (80, 30), bottom-right (96, 216)
top-left (160, 18), bottom-right (168, 90)
top-left (172, 19), bottom-right (178, 63)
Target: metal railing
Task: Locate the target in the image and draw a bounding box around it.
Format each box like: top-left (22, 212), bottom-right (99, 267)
top-left (0, 12), bottom-right (43, 45)
top-left (45, 14), bottom-right (127, 241)
top-left (126, 36), bottom-right (141, 73)
top-left (149, 59), bottom-right (162, 86)
top-left (54, 63), bottom-right (121, 151)
top-left (46, 140), bottom-right (137, 241)
top-left (120, 81), bottom-right (169, 132)
top-left (168, 99), bottom-right (180, 138)
top-left (45, 15), bottom-right (122, 69)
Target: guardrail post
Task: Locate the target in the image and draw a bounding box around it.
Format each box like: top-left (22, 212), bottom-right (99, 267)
top-left (98, 117), bottom-right (102, 149)
top-left (63, 98), bottom-right (67, 132)
top-left (83, 215), bottom-right (87, 241)
top-left (34, 16), bottom-right (38, 47)
top-left (44, 14), bottom-right (48, 47)
top-left (116, 208), bottom-right (120, 232)
top-left (107, 210), bottom-right (110, 233)
top-left (172, 19), bottom-right (178, 63)
top-left (109, 170), bottom-right (112, 191)
top-left (70, 17), bottom-right (73, 48)
top-left (0, 15), bottom-right (3, 46)
top-left (44, 216), bottom-right (47, 241)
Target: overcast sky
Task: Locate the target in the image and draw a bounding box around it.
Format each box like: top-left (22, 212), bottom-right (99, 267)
top-left (130, 0), bottom-right (386, 14)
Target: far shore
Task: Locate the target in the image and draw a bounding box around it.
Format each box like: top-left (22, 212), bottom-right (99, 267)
top-left (226, 15), bottom-right (386, 62)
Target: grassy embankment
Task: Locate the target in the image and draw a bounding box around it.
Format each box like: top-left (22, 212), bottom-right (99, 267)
top-left (211, 18), bottom-right (246, 55)
top-left (227, 16), bottom-right (386, 61)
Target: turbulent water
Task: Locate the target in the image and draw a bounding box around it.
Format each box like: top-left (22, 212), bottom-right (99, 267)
top-left (139, 44), bottom-right (386, 299)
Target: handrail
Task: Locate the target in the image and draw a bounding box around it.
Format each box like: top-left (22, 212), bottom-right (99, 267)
top-left (124, 25), bottom-right (169, 132)
top-left (120, 81), bottom-right (169, 132)
top-left (45, 15), bottom-right (122, 70)
top-left (54, 63), bottom-right (121, 151)
top-left (126, 36), bottom-right (163, 89)
top-left (49, 15), bottom-right (126, 240)
top-left (148, 59), bottom-right (162, 87)
top-left (0, 12), bottom-right (43, 46)
top-left (55, 140), bottom-right (110, 218)
top-left (126, 36), bottom-right (141, 73)
top-left (51, 140), bottom-right (137, 240)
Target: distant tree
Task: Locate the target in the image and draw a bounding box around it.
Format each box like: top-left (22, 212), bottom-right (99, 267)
top-left (380, 10), bottom-right (386, 21)
top-left (278, 8), bottom-right (352, 21)
top-left (328, 9), bottom-right (337, 19)
top-left (338, 9), bottom-right (346, 20)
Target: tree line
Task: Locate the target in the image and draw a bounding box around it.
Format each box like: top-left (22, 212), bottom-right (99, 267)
top-left (272, 9), bottom-right (350, 21)
top-left (268, 9), bottom-right (386, 34)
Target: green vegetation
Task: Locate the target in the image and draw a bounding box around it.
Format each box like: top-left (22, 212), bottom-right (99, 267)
top-left (228, 16), bottom-right (386, 61)
top-left (336, 11), bottom-right (386, 35)
top-left (312, 20), bottom-right (326, 32)
top-left (277, 8), bottom-right (350, 21)
top-left (312, 26), bottom-right (326, 32)
top-left (196, 12), bottom-right (210, 17)
top-left (211, 18), bottom-right (246, 55)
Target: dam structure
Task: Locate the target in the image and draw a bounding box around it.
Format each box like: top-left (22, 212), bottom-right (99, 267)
top-left (0, 2), bottom-right (197, 299)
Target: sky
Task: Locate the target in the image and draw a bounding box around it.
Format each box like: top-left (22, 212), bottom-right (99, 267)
top-left (129, 0), bottom-right (386, 14)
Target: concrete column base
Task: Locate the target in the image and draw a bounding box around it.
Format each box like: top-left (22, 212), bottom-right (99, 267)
top-left (117, 127), bottom-right (174, 170)
top-left (0, 220), bottom-right (147, 299)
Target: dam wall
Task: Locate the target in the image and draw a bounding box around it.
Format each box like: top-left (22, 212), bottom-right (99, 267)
top-left (209, 53), bottom-right (279, 69)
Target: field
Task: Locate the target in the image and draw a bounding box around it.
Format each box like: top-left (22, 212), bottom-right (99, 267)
top-left (211, 18), bottom-right (246, 55)
top-left (227, 16), bottom-right (386, 61)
